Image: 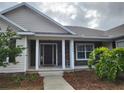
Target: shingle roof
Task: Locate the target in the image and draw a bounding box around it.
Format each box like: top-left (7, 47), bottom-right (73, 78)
top-left (65, 25), bottom-right (124, 39)
top-left (1, 2), bottom-right (124, 39)
top-left (106, 24), bottom-right (124, 38)
top-left (65, 26), bottom-right (108, 38)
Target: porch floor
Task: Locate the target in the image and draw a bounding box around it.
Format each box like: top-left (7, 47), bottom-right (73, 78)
top-left (27, 66), bottom-right (89, 72)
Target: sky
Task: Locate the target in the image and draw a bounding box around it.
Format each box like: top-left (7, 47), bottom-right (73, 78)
top-left (0, 2), bottom-right (124, 31)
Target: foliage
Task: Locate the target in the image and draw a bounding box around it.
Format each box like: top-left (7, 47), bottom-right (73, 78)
top-left (28, 73), bottom-right (39, 81)
top-left (0, 27), bottom-right (24, 67)
top-left (88, 47), bottom-right (124, 81)
top-left (12, 73), bottom-right (39, 84)
top-left (12, 74), bottom-right (26, 84)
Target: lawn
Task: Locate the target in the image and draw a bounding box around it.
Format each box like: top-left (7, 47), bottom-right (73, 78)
top-left (0, 73), bottom-right (44, 90)
top-left (64, 70), bottom-right (124, 90)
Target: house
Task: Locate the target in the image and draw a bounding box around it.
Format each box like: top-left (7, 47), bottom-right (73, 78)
top-left (0, 2), bottom-right (124, 73)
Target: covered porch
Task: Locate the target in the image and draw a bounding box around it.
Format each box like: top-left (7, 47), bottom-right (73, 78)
top-left (26, 36), bottom-right (114, 71)
top-left (27, 37), bottom-right (75, 71)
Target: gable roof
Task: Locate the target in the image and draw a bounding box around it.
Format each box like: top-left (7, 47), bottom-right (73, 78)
top-left (0, 14), bottom-right (27, 31)
top-left (106, 24), bottom-right (124, 38)
top-left (0, 2), bottom-right (75, 35)
top-left (1, 2), bottom-right (124, 40)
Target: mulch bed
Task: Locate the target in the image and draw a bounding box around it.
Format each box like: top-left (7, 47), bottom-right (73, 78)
top-left (64, 70), bottom-right (124, 90)
top-left (0, 73), bottom-right (44, 90)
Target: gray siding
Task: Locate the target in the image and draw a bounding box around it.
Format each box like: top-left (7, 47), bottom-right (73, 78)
top-left (0, 19), bottom-right (26, 73)
top-left (0, 19), bottom-right (17, 32)
top-left (0, 37), bottom-right (26, 73)
top-left (4, 6), bottom-right (69, 34)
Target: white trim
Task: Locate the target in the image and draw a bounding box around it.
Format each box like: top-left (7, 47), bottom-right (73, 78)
top-left (24, 36), bottom-right (28, 71)
top-left (35, 34), bottom-right (114, 39)
top-left (40, 43), bottom-right (58, 66)
top-left (0, 3), bottom-right (25, 14)
top-left (39, 43), bottom-right (41, 67)
top-left (70, 40), bottom-right (74, 69)
top-left (56, 44), bottom-right (58, 66)
top-left (62, 40), bottom-right (65, 69)
top-left (40, 43), bottom-right (57, 45)
top-left (35, 39), bottom-right (39, 70)
top-left (43, 45), bottom-right (44, 65)
top-left (52, 44), bottom-right (54, 65)
top-left (17, 32), bottom-right (34, 35)
top-left (76, 43), bottom-right (94, 61)
top-left (0, 2), bottom-right (75, 35)
top-left (76, 59), bottom-right (89, 61)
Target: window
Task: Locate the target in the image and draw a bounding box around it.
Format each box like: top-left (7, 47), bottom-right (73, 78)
top-left (76, 43), bottom-right (94, 60)
top-left (116, 41), bottom-right (124, 48)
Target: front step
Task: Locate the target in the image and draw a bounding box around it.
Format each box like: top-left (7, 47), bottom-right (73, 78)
top-left (38, 71), bottom-right (64, 77)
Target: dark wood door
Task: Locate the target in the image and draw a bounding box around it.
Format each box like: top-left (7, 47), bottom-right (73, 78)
top-left (44, 45), bottom-right (52, 65)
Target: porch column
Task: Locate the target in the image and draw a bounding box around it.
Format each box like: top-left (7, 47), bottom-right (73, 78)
top-left (62, 40), bottom-right (65, 69)
top-left (70, 40), bottom-right (74, 69)
top-left (35, 39), bottom-right (39, 70)
top-left (24, 36), bottom-right (28, 71)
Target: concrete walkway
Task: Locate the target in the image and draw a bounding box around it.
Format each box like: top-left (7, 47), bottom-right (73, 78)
top-left (44, 76), bottom-right (74, 90)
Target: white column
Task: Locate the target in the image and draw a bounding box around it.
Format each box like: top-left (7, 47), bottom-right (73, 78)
top-left (70, 40), bottom-right (74, 69)
top-left (62, 40), bottom-right (65, 69)
top-left (24, 36), bottom-right (28, 71)
top-left (35, 39), bottom-right (39, 70)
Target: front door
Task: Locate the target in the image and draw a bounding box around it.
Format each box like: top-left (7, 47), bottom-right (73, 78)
top-left (44, 45), bottom-right (53, 65)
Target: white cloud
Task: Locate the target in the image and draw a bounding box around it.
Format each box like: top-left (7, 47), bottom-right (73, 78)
top-left (38, 2), bottom-right (77, 16)
top-left (88, 19), bottom-right (99, 28)
top-left (71, 14), bottom-right (77, 19)
top-left (85, 10), bottom-right (97, 18)
top-left (84, 9), bottom-right (101, 29)
top-left (2, 2), bottom-right (124, 30)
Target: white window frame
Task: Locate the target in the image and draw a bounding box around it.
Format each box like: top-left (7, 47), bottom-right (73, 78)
top-left (116, 39), bottom-right (124, 48)
top-left (76, 43), bottom-right (94, 61)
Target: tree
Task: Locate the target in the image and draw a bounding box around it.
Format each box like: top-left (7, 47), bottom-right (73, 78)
top-left (0, 27), bottom-right (24, 67)
top-left (88, 47), bottom-right (124, 81)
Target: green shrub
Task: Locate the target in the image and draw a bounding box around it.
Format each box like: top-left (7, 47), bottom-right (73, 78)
top-left (88, 47), bottom-right (109, 68)
top-left (11, 74), bottom-right (24, 84)
top-left (88, 47), bottom-right (124, 81)
top-left (28, 73), bottom-right (39, 81)
top-left (11, 73), bottom-right (39, 84)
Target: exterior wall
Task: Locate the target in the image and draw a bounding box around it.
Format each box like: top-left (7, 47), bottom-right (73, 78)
top-left (65, 40), bottom-right (70, 67)
top-left (74, 41), bottom-right (103, 66)
top-left (102, 42), bottom-right (113, 50)
top-left (4, 6), bottom-right (68, 34)
top-left (0, 19), bottom-right (17, 32)
top-left (115, 39), bottom-right (124, 48)
top-left (28, 40), bottom-right (36, 67)
top-left (0, 19), bottom-right (8, 31)
top-left (0, 37), bottom-right (27, 73)
top-left (0, 19), bottom-right (26, 73)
